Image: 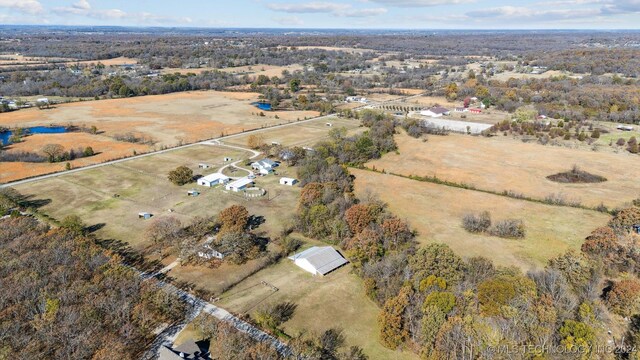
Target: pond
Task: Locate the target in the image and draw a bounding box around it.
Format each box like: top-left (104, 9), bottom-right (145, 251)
top-left (0, 126), bottom-right (68, 145)
top-left (252, 102), bottom-right (272, 111)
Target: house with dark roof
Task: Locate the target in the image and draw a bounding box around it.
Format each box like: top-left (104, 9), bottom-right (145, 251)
top-left (420, 106), bottom-right (451, 118)
top-left (158, 338), bottom-right (210, 360)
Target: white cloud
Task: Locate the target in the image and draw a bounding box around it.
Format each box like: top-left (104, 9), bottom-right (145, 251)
top-left (340, 7), bottom-right (387, 17)
top-left (0, 0), bottom-right (43, 15)
top-left (267, 2), bottom-right (350, 13)
top-left (268, 2), bottom-right (386, 17)
top-left (362, 0), bottom-right (474, 7)
top-left (72, 0), bottom-right (91, 11)
top-left (601, 0), bottom-right (640, 14)
top-left (53, 0), bottom-right (192, 24)
top-left (467, 6), bottom-right (600, 20)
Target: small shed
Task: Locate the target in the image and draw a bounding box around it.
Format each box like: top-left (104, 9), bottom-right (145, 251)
top-left (280, 177), bottom-right (298, 186)
top-left (187, 189), bottom-right (200, 197)
top-left (138, 212), bottom-right (152, 220)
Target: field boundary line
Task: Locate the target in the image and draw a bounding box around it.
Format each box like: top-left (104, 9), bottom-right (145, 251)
top-left (354, 166), bottom-right (614, 215)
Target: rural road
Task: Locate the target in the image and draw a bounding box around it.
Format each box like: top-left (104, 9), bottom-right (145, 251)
top-left (204, 140), bottom-right (261, 178)
top-left (2, 92), bottom-right (423, 357)
top-left (139, 268), bottom-right (291, 360)
top-left (1, 92), bottom-right (422, 189)
top-left (0, 112), bottom-right (338, 188)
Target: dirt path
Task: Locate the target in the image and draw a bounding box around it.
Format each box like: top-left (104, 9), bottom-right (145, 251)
top-left (203, 140), bottom-right (261, 179)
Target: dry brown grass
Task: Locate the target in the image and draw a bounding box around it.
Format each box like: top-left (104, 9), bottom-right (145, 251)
top-left (351, 168), bottom-right (610, 269)
top-left (224, 117), bottom-right (363, 148)
top-left (0, 91), bottom-right (320, 182)
top-left (0, 56), bottom-right (136, 69)
top-left (0, 132), bottom-right (150, 183)
top-left (368, 132), bottom-right (640, 208)
top-left (215, 64), bottom-right (304, 78)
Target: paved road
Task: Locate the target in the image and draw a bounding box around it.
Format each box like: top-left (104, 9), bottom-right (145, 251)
top-left (4, 92), bottom-right (425, 358)
top-left (204, 140), bottom-right (261, 179)
top-left (0, 112), bottom-right (338, 188)
top-left (1, 92), bottom-right (423, 189)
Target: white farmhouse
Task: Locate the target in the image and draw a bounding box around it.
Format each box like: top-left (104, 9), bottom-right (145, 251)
top-left (420, 106), bottom-right (451, 118)
top-left (288, 246), bottom-right (348, 276)
top-left (197, 173), bottom-right (230, 187)
top-left (251, 159), bottom-right (277, 175)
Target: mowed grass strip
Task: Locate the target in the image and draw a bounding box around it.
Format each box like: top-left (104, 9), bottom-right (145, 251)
top-left (351, 168), bottom-right (610, 269)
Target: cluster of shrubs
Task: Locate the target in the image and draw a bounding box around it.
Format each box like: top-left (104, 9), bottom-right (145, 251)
top-left (0, 151), bottom-right (47, 162)
top-left (113, 132), bottom-right (154, 144)
top-left (462, 211), bottom-right (526, 239)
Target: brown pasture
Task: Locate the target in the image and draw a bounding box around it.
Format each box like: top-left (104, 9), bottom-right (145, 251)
top-left (368, 132), bottom-right (640, 208)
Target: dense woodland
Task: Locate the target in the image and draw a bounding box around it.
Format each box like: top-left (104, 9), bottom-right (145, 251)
top-left (0, 188), bottom-right (186, 359)
top-left (1, 30), bottom-right (639, 124)
top-left (3, 28), bottom-right (640, 358)
top-left (0, 214), bottom-right (187, 359)
top-left (290, 111), bottom-right (640, 358)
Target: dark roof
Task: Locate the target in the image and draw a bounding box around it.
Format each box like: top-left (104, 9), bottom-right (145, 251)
top-left (429, 106), bottom-right (450, 114)
top-left (174, 338), bottom-right (201, 356)
top-left (158, 339), bottom-right (210, 360)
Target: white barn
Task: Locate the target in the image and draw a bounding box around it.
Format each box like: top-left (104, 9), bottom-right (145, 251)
top-left (288, 246), bottom-right (348, 276)
top-left (225, 177), bottom-right (254, 192)
top-left (420, 106), bottom-right (451, 118)
top-left (280, 177), bottom-right (298, 186)
top-left (197, 173), bottom-right (230, 187)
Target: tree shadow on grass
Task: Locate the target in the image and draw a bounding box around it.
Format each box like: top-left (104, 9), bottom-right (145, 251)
top-left (86, 222), bottom-right (106, 233)
top-left (95, 237), bottom-right (163, 273)
top-left (19, 195), bottom-right (51, 209)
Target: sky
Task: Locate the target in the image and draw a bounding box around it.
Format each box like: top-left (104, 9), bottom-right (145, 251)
top-left (0, 0), bottom-right (639, 29)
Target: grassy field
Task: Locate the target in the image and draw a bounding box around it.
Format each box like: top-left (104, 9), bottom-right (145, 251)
top-left (0, 91), bottom-right (319, 182)
top-left (13, 144), bottom-right (301, 250)
top-left (216, 240), bottom-right (418, 360)
top-left (224, 116), bottom-right (363, 148)
top-left (351, 168), bottom-right (610, 269)
top-left (594, 121), bottom-right (640, 145)
top-left (368, 132), bottom-right (640, 209)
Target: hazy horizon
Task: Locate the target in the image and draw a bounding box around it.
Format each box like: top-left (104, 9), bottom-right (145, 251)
top-left (1, 0), bottom-right (639, 30)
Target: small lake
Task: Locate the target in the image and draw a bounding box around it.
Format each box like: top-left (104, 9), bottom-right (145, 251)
top-left (252, 102), bottom-right (272, 111)
top-left (0, 126), bottom-right (68, 145)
